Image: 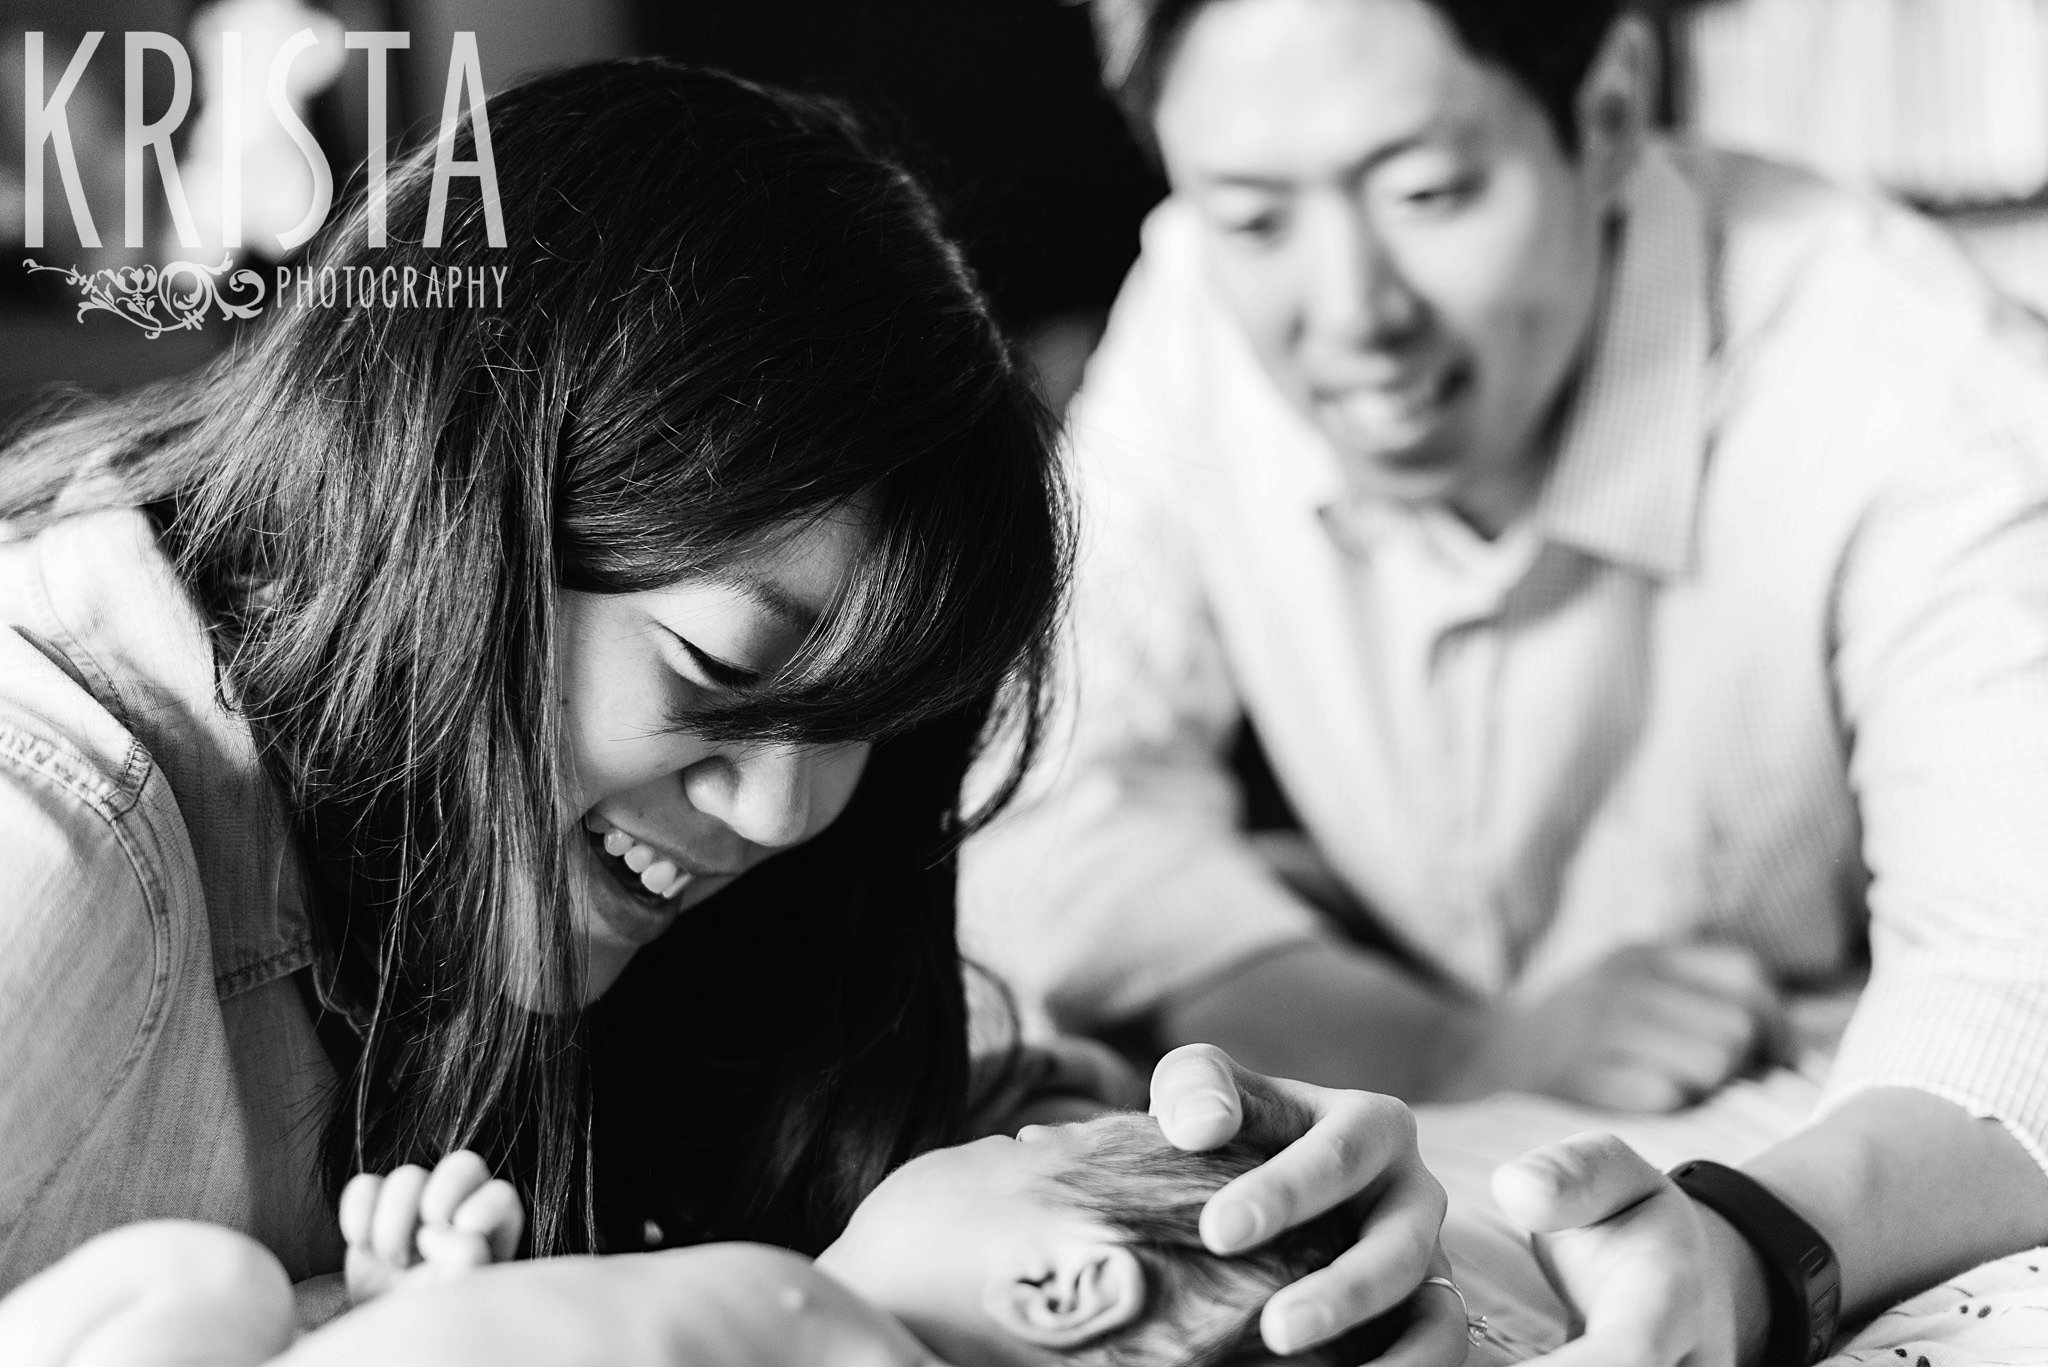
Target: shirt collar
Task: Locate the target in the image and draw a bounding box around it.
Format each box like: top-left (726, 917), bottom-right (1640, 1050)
top-left (1534, 141), bottom-right (1713, 581)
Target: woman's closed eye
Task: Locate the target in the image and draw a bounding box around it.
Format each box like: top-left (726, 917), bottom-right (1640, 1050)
top-left (648, 621), bottom-right (768, 697)
top-left (674, 635), bottom-right (765, 693)
top-left (658, 637), bottom-right (765, 734)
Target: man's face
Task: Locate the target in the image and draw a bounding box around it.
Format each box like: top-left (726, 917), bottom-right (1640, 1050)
top-left (1155, 0), bottom-right (1612, 532)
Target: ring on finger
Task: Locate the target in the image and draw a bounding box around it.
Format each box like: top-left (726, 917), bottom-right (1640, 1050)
top-left (1420, 1275), bottom-right (1511, 1353)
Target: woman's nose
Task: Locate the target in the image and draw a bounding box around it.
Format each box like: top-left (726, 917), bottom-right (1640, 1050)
top-left (681, 743), bottom-right (815, 849)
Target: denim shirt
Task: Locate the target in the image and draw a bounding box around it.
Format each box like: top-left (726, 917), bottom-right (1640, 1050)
top-left (0, 508), bottom-right (342, 1292)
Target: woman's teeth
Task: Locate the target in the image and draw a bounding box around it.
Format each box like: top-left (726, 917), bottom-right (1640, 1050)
top-left (585, 816), bottom-right (692, 901)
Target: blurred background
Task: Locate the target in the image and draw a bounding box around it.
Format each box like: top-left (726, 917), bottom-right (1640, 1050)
top-left (2, 0), bottom-right (2045, 419)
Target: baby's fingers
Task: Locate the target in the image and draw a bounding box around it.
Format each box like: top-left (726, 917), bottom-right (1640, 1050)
top-left (338, 1173), bottom-right (382, 1249)
top-left (370, 1164), bottom-right (430, 1270)
top-left (415, 1222), bottom-right (493, 1273)
top-left (419, 1150), bottom-right (493, 1228)
top-left (451, 1178), bottom-right (525, 1262)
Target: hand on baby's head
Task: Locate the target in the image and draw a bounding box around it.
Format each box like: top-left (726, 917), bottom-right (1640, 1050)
top-left (819, 1112), bottom-right (1378, 1367)
top-left (339, 1149), bottom-right (524, 1305)
top-left (1030, 1115), bottom-right (1370, 1367)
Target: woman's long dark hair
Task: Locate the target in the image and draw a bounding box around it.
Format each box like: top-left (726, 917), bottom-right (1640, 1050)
top-left (0, 61), bottom-right (1066, 1254)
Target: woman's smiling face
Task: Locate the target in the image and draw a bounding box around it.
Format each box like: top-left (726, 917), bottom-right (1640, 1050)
top-left (555, 509), bottom-right (874, 1001)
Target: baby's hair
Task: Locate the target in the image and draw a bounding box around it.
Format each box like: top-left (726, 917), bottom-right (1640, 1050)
top-left (1043, 1113), bottom-right (1404, 1367)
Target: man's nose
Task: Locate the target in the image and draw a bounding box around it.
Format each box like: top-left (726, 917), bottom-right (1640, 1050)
top-left (682, 743), bottom-right (815, 849)
top-left (1299, 200), bottom-right (1424, 351)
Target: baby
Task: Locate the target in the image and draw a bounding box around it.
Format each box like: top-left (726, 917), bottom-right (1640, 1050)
top-left (1, 1113), bottom-right (1378, 1367)
top-left (813, 1112), bottom-right (1382, 1367)
top-left (336, 1111), bottom-right (1378, 1367)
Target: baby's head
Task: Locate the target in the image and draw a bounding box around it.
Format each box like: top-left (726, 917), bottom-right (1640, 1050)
top-left (816, 1112), bottom-right (1379, 1367)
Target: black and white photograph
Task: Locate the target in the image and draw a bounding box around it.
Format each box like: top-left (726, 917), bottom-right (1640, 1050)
top-left (3, 1), bottom-right (2048, 1364)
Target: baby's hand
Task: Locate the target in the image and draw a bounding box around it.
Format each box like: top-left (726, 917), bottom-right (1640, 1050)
top-left (339, 1149), bottom-right (524, 1305)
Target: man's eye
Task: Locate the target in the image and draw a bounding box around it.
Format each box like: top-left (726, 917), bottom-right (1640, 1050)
top-left (1392, 175), bottom-right (1482, 215)
top-left (1219, 210), bottom-right (1287, 246)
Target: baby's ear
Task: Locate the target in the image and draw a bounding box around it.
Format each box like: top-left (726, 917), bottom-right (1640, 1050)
top-left (982, 1241), bottom-right (1146, 1349)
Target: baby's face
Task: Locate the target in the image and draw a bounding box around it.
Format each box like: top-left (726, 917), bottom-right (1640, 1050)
top-left (816, 1116), bottom-right (1149, 1367)
top-left (830, 1118), bottom-right (1103, 1260)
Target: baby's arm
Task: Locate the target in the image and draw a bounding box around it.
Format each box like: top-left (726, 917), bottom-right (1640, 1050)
top-left (340, 1150), bottom-right (524, 1305)
top-left (0, 1220), bottom-right (295, 1367)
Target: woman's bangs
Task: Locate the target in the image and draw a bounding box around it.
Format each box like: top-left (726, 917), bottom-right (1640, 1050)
top-left (681, 456), bottom-right (1059, 750)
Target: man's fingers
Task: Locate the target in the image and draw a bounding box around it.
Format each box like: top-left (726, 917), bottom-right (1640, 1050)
top-left (1493, 1124), bottom-right (1730, 1367)
top-left (1574, 1063), bottom-right (1690, 1113)
top-left (1150, 1043), bottom-right (1247, 1151)
top-left (370, 1164), bottom-right (430, 1270)
top-left (1613, 1032), bottom-right (1729, 1097)
top-left (419, 1150), bottom-right (493, 1228)
top-left (1150, 1048), bottom-right (1459, 1357)
top-left (1343, 1252), bottom-right (1473, 1367)
top-left (1152, 1043), bottom-right (1324, 1157)
top-left (1318, 1254), bottom-right (1482, 1367)
top-left (1491, 1132), bottom-right (1663, 1233)
top-left (1201, 1087), bottom-right (1421, 1254)
top-left (1640, 987), bottom-right (1762, 1063)
top-left (1646, 943), bottom-right (1788, 1053)
top-left (1255, 1166), bottom-right (1446, 1350)
top-left (1519, 1326), bottom-right (1665, 1367)
top-left (1644, 942), bottom-right (1769, 994)
top-left (1598, 1019), bottom-right (1749, 1101)
top-left (1522, 1221), bottom-right (1704, 1367)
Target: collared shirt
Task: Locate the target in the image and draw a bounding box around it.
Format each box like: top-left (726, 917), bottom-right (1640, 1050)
top-left (0, 508), bottom-right (341, 1292)
top-left (961, 141), bottom-right (2048, 1168)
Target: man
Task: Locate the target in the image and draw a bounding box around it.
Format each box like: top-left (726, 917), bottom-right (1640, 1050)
top-left (961, 0), bottom-right (2048, 1361)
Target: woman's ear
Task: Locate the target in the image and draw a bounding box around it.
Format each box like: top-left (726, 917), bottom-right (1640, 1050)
top-left (1571, 11), bottom-right (1660, 212)
top-left (981, 1242), bottom-right (1146, 1349)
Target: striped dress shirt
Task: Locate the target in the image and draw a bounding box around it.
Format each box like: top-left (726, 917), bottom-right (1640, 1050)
top-left (960, 141), bottom-right (2048, 1167)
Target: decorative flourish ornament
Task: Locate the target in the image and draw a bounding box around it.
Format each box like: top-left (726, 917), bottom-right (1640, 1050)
top-left (22, 256), bottom-right (268, 338)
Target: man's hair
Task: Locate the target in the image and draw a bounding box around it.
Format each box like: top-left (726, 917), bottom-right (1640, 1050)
top-left (1043, 1114), bottom-right (1404, 1367)
top-left (1090, 0), bottom-right (1634, 155)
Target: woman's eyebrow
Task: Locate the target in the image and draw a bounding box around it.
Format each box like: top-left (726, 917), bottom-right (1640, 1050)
top-left (710, 568), bottom-right (822, 634)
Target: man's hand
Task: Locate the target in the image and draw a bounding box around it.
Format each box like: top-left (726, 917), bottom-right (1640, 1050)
top-left (1445, 943), bottom-right (1789, 1111)
top-left (1491, 1132), bottom-right (1771, 1367)
top-left (1148, 1044), bottom-right (1467, 1364)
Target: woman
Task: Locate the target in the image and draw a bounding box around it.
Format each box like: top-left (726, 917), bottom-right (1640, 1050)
top-left (0, 60), bottom-right (1457, 1365)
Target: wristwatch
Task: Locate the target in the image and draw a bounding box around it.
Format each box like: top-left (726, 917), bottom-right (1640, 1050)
top-left (1668, 1159), bottom-right (1841, 1367)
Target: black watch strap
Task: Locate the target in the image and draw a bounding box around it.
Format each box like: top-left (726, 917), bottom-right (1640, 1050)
top-left (1668, 1160), bottom-right (1841, 1367)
